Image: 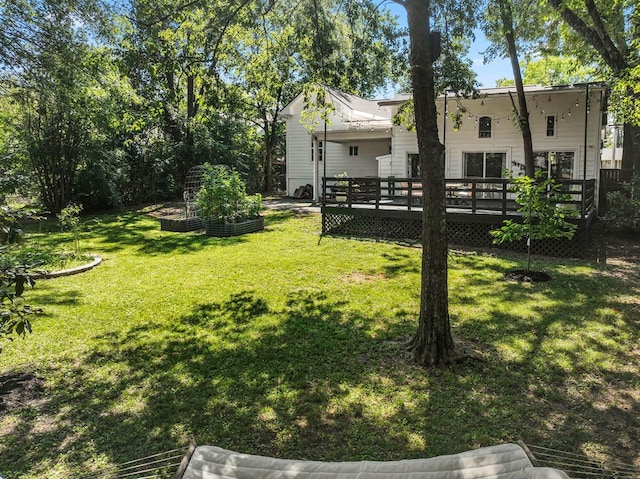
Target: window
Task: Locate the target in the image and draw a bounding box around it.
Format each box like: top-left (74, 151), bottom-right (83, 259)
top-left (534, 151), bottom-right (574, 179)
top-left (479, 116), bottom-right (492, 138)
top-left (318, 140), bottom-right (324, 162)
top-left (546, 115), bottom-right (556, 137)
top-left (311, 140), bottom-right (323, 161)
top-left (464, 152), bottom-right (505, 178)
top-left (349, 146), bottom-right (359, 156)
top-left (408, 154), bottom-right (421, 178)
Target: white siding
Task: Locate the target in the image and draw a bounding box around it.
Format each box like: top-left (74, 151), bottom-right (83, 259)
top-left (390, 126), bottom-right (417, 177)
top-left (388, 89), bottom-right (603, 181)
top-left (285, 86), bottom-right (604, 198)
top-left (285, 116), bottom-right (313, 195)
top-left (316, 139), bottom-right (389, 194)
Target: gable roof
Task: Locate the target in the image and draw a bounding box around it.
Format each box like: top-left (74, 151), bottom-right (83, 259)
top-left (282, 85), bottom-right (392, 123)
top-left (323, 86), bottom-right (391, 121)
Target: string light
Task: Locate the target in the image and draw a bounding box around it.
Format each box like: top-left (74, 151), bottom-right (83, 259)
top-left (451, 90), bottom-right (597, 127)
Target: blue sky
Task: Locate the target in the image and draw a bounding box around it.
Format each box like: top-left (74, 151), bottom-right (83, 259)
top-left (383, 2), bottom-right (513, 90)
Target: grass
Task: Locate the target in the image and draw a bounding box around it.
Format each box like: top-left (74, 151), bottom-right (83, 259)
top-left (0, 207), bottom-right (639, 478)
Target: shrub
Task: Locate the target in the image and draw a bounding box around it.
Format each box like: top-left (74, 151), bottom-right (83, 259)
top-left (58, 203), bottom-right (83, 253)
top-left (603, 176), bottom-right (640, 233)
top-left (0, 204), bottom-right (43, 352)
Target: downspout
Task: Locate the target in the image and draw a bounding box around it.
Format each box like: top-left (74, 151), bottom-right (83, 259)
top-left (323, 120), bottom-right (327, 206)
top-left (443, 91), bottom-right (447, 177)
top-left (313, 135), bottom-right (318, 202)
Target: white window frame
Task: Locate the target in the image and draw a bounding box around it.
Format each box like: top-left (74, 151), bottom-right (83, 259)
top-left (534, 150), bottom-right (576, 179)
top-left (546, 114), bottom-right (557, 138)
top-left (349, 145), bottom-right (359, 156)
top-left (463, 151), bottom-right (506, 178)
top-left (478, 116), bottom-right (492, 139)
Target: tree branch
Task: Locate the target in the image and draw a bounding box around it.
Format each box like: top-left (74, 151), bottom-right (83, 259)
top-left (545, 0), bottom-right (626, 73)
top-left (584, 0), bottom-right (628, 60)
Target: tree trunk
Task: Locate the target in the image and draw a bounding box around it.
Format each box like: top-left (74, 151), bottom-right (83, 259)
top-left (403, 0), bottom-right (458, 367)
top-left (263, 119), bottom-right (275, 193)
top-left (622, 123), bottom-right (633, 170)
top-left (501, 0), bottom-right (534, 176)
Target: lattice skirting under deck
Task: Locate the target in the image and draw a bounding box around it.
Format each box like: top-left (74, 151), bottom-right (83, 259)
top-left (322, 208), bottom-right (592, 258)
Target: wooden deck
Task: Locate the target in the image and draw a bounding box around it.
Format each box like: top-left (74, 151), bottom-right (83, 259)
top-left (321, 177), bottom-right (597, 257)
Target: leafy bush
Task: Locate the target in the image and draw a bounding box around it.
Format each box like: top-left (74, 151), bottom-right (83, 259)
top-left (195, 164), bottom-right (262, 224)
top-left (0, 205), bottom-right (43, 352)
top-left (603, 176), bottom-right (640, 233)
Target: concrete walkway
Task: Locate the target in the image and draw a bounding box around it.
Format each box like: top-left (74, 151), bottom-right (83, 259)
top-left (262, 198), bottom-right (320, 213)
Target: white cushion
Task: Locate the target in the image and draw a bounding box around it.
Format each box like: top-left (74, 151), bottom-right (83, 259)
top-left (180, 443), bottom-right (568, 479)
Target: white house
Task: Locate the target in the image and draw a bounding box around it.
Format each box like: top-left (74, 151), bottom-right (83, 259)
top-left (282, 84), bottom-right (607, 200)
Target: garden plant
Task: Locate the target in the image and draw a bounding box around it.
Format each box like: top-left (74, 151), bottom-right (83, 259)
top-left (491, 171), bottom-right (577, 278)
top-left (603, 176), bottom-right (640, 233)
top-left (0, 205), bottom-right (43, 352)
top-left (195, 164), bottom-right (262, 225)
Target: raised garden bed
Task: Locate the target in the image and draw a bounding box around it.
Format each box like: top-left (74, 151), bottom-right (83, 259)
top-left (205, 216), bottom-right (264, 237)
top-left (160, 215), bottom-right (205, 232)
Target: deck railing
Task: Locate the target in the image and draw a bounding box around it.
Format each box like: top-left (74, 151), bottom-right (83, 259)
top-left (322, 177), bottom-right (596, 219)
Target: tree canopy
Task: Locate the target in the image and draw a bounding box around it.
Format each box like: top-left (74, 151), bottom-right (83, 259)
top-left (0, 0), bottom-right (405, 208)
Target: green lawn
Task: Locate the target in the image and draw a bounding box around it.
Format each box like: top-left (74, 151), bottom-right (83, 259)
top-left (1, 207), bottom-right (639, 478)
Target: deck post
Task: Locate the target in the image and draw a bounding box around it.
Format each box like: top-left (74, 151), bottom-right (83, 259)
top-left (471, 179), bottom-right (477, 213)
top-left (501, 180), bottom-right (508, 216)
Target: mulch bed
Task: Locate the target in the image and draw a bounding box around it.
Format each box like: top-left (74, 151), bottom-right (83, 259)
top-left (503, 270), bottom-right (552, 282)
top-left (0, 371), bottom-right (44, 414)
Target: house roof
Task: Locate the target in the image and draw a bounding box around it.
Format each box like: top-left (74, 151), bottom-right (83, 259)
top-left (282, 85), bottom-right (392, 123)
top-left (323, 86), bottom-right (392, 121)
top-left (378, 83), bottom-right (607, 106)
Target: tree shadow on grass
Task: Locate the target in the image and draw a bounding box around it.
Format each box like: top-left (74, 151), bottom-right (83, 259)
top-left (450, 256), bottom-right (640, 466)
top-left (87, 210), bottom-right (298, 256)
top-left (3, 269), bottom-right (640, 476)
top-left (1, 289), bottom-right (418, 476)
top-left (379, 250), bottom-right (420, 277)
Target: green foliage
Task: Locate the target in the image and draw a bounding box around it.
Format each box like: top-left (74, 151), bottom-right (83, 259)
top-left (603, 176), bottom-right (640, 233)
top-left (392, 101), bottom-right (417, 132)
top-left (58, 203), bottom-right (83, 253)
top-left (522, 56), bottom-right (597, 86)
top-left (300, 84), bottom-right (337, 133)
top-left (609, 65), bottom-right (640, 127)
top-left (0, 204), bottom-right (44, 353)
top-left (491, 172), bottom-right (578, 270)
top-left (195, 164), bottom-right (262, 224)
top-left (0, 259), bottom-right (40, 353)
top-left (0, 204), bottom-right (43, 246)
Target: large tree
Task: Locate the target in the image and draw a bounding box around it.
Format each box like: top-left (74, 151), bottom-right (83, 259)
top-left (545, 0), bottom-right (640, 175)
top-left (119, 0), bottom-right (257, 188)
top-left (392, 0), bottom-right (475, 366)
top-left (3, 2), bottom-right (116, 213)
